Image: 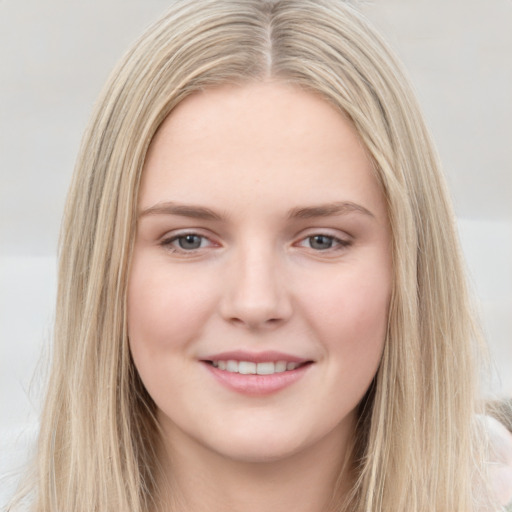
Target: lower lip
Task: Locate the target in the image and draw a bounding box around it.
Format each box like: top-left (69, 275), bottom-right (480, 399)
top-left (202, 362), bottom-right (311, 396)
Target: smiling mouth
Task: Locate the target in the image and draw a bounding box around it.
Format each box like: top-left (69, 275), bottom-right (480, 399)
top-left (204, 360), bottom-right (312, 375)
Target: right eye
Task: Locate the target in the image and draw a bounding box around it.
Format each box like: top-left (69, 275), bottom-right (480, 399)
top-left (161, 233), bottom-right (214, 253)
top-left (304, 234), bottom-right (337, 250)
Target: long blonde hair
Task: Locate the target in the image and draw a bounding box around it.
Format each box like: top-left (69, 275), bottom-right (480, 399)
top-left (12, 1), bottom-right (491, 510)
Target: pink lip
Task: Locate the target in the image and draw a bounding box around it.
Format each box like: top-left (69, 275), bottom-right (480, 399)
top-left (200, 351), bottom-right (313, 396)
top-left (201, 350), bottom-right (309, 364)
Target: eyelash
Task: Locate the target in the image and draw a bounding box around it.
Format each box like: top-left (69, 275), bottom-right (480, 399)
top-left (160, 232), bottom-right (352, 254)
top-left (160, 233), bottom-right (215, 253)
top-left (296, 234), bottom-right (352, 252)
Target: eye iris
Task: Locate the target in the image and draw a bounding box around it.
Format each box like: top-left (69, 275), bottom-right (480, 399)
top-left (178, 235), bottom-right (202, 250)
top-left (309, 235), bottom-right (333, 250)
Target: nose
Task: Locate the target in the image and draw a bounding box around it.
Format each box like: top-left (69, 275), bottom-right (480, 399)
top-left (219, 243), bottom-right (293, 329)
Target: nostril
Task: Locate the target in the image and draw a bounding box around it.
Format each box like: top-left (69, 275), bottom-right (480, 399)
top-left (229, 316), bottom-right (286, 329)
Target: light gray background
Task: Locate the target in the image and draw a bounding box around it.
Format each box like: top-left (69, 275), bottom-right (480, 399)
top-left (1, 0), bottom-right (511, 502)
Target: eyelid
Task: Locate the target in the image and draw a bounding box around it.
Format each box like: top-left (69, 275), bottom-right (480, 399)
top-left (160, 229), bottom-right (220, 253)
top-left (293, 229), bottom-right (353, 251)
top-left (157, 228), bottom-right (352, 255)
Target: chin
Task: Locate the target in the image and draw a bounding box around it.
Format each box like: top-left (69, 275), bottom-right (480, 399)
top-left (199, 417), bottom-right (336, 465)
top-left (209, 435), bottom-right (307, 464)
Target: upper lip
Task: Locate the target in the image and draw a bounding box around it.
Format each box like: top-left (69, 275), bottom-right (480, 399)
top-left (201, 350), bottom-right (311, 364)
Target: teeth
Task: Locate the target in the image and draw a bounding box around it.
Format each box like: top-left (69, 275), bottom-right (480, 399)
top-left (256, 362), bottom-right (274, 375)
top-left (238, 361), bottom-right (256, 374)
top-left (226, 360), bottom-right (238, 372)
top-left (210, 360), bottom-right (303, 374)
top-left (275, 361), bottom-right (287, 373)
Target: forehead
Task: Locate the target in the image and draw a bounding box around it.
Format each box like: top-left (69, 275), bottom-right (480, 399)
top-left (139, 81), bottom-right (385, 220)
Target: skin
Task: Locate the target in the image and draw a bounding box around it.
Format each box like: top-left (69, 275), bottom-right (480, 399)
top-left (127, 81), bottom-right (393, 512)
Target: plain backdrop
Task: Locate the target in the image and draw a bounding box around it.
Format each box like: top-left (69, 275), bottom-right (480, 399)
top-left (1, 0), bottom-right (511, 503)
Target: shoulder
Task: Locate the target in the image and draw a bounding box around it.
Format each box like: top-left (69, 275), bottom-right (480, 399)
top-left (483, 414), bottom-right (512, 509)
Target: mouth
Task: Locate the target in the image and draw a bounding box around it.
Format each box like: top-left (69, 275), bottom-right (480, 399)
top-left (204, 360), bottom-right (312, 375)
top-left (200, 351), bottom-right (314, 395)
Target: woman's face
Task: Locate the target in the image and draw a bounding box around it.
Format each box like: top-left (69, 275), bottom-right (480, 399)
top-left (128, 82), bottom-right (392, 463)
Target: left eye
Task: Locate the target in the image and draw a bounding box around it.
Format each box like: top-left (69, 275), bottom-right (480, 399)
top-left (163, 234), bottom-right (210, 251)
top-left (298, 234), bottom-right (348, 251)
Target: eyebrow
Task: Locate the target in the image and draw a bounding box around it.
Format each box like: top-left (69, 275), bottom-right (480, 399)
top-left (138, 200), bottom-right (375, 221)
top-left (288, 201), bottom-right (375, 219)
top-left (138, 201), bottom-right (223, 221)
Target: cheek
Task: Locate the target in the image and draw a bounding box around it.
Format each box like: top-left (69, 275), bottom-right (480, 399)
top-left (126, 255), bottom-right (217, 359)
top-left (300, 260), bottom-right (391, 366)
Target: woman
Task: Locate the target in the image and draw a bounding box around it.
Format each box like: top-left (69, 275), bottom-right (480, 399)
top-left (9, 0), bottom-right (510, 510)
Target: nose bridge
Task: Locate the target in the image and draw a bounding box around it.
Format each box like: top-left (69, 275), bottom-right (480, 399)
top-left (220, 238), bottom-right (291, 328)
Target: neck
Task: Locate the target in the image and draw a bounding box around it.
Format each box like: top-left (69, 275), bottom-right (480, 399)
top-left (155, 422), bottom-right (355, 512)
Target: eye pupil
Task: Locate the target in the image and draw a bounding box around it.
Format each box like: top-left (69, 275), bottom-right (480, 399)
top-left (309, 235), bottom-right (333, 250)
top-left (178, 235), bottom-right (202, 250)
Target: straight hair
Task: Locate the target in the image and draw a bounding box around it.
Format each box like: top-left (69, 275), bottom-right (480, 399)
top-left (10, 1), bottom-right (494, 510)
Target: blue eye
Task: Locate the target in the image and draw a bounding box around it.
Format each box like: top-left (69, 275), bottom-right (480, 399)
top-left (162, 233), bottom-right (210, 252)
top-left (176, 234), bottom-right (204, 250)
top-left (307, 235), bottom-right (336, 250)
top-left (297, 234), bottom-right (351, 252)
